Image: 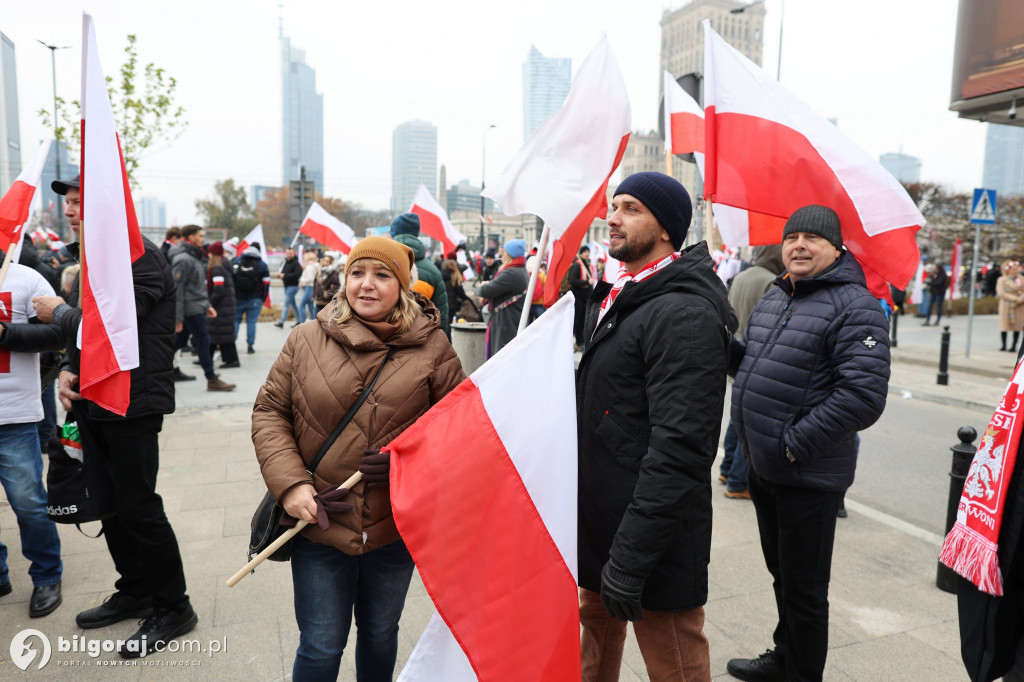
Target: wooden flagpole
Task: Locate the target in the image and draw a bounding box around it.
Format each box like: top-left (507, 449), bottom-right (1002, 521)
top-left (0, 241), bottom-right (19, 292)
top-left (517, 224), bottom-right (550, 333)
top-left (226, 470), bottom-right (363, 587)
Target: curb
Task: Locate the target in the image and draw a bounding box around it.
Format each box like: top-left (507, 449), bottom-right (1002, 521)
top-left (888, 384), bottom-right (995, 413)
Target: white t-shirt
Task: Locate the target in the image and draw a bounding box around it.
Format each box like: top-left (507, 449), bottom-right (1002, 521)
top-left (0, 263), bottom-right (56, 425)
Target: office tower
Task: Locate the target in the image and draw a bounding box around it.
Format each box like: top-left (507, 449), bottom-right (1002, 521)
top-left (0, 32), bottom-right (21, 191)
top-left (38, 142), bottom-right (70, 234)
top-left (522, 45), bottom-right (571, 141)
top-left (281, 30), bottom-right (324, 194)
top-left (136, 196), bottom-right (167, 227)
top-left (880, 152), bottom-right (922, 184)
top-left (446, 179), bottom-right (497, 215)
top-left (983, 123), bottom-right (1024, 198)
top-left (391, 120), bottom-right (437, 213)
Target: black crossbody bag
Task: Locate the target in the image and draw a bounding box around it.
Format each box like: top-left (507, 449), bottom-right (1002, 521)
top-left (247, 347), bottom-right (395, 563)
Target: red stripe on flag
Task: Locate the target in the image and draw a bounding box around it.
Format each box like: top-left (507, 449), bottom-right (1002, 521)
top-left (543, 133), bottom-right (630, 307)
top-left (670, 111), bottom-right (704, 154)
top-left (300, 218), bottom-right (352, 254)
top-left (412, 205), bottom-right (455, 255)
top-left (747, 211), bottom-right (787, 245)
top-left (117, 133), bottom-right (145, 262)
top-left (0, 181), bottom-right (36, 252)
top-left (389, 380), bottom-right (580, 681)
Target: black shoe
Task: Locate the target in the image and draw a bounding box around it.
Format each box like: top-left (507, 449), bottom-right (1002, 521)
top-left (247, 345), bottom-right (255, 355)
top-left (172, 368), bottom-right (196, 382)
top-left (0, 581), bottom-right (11, 597)
top-left (220, 360), bottom-right (241, 369)
top-left (119, 604), bottom-right (198, 659)
top-left (837, 503), bottom-right (848, 518)
top-left (30, 582), bottom-right (62, 617)
top-left (77, 592), bottom-right (153, 629)
top-left (192, 359), bottom-right (203, 365)
top-left (273, 322), bottom-right (284, 329)
top-left (727, 649), bottom-right (786, 681)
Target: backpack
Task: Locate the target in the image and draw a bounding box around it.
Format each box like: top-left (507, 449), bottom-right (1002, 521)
top-left (233, 257), bottom-right (260, 295)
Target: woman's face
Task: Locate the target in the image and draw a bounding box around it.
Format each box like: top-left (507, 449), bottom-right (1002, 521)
top-left (345, 259), bottom-right (401, 321)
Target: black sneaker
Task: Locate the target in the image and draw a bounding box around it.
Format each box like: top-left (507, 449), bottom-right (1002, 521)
top-left (247, 345), bottom-right (255, 355)
top-left (727, 649), bottom-right (786, 681)
top-left (172, 368), bottom-right (196, 382)
top-left (220, 360), bottom-right (241, 369)
top-left (273, 322), bottom-right (284, 329)
top-left (77, 592), bottom-right (153, 629)
top-left (118, 604), bottom-right (198, 659)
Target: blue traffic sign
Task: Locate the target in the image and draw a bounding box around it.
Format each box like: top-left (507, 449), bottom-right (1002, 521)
top-left (970, 188), bottom-right (996, 224)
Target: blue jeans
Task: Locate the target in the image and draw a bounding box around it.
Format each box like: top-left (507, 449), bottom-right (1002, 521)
top-left (721, 420), bottom-right (749, 492)
top-left (175, 314), bottom-right (214, 380)
top-left (0, 422), bottom-right (62, 586)
top-left (235, 297), bottom-right (262, 347)
top-left (924, 293), bottom-right (943, 324)
top-left (299, 286), bottom-right (315, 322)
top-left (279, 285), bottom-right (300, 324)
top-left (291, 537), bottom-right (415, 681)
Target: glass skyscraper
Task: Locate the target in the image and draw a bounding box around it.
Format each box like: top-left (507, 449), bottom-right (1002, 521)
top-left (281, 33), bottom-right (323, 195)
top-left (983, 123), bottom-right (1024, 198)
top-left (0, 32), bottom-right (21, 191)
top-left (521, 45), bottom-right (571, 142)
top-left (391, 120), bottom-right (437, 214)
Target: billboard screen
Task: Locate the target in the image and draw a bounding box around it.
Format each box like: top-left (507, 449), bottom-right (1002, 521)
top-left (950, 0), bottom-right (1024, 104)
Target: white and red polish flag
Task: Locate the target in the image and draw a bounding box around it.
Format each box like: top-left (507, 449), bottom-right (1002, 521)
top-left (78, 13), bottom-right (146, 416)
top-left (299, 202), bottom-right (356, 254)
top-left (389, 294), bottom-right (579, 682)
top-left (702, 21), bottom-right (922, 295)
top-left (411, 184), bottom-right (467, 255)
top-left (0, 139), bottom-right (52, 255)
top-left (950, 238), bottom-right (963, 301)
top-left (483, 34), bottom-right (630, 307)
top-left (237, 224), bottom-right (273, 308)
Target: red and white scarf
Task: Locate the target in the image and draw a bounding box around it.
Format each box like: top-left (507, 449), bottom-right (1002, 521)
top-left (940, 360), bottom-right (1024, 595)
top-left (595, 251), bottom-right (680, 328)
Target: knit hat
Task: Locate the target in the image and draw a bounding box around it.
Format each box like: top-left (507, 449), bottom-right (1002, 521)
top-left (782, 205), bottom-right (843, 250)
top-left (613, 172), bottom-right (692, 249)
top-left (389, 213), bottom-right (421, 237)
top-left (345, 236), bottom-right (415, 291)
top-left (503, 239), bottom-right (526, 259)
top-left (208, 241), bottom-right (225, 256)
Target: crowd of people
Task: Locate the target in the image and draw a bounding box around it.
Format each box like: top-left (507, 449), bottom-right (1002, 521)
top-left (0, 169), bottom-right (902, 682)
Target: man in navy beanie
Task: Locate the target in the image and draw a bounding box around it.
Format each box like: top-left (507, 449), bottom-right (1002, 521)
top-left (389, 213), bottom-right (449, 337)
top-left (576, 172), bottom-right (735, 679)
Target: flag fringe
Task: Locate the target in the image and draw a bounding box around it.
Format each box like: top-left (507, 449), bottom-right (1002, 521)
top-left (939, 522), bottom-right (1004, 596)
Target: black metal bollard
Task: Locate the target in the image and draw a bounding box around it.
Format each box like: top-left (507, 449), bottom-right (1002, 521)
top-left (891, 310), bottom-right (899, 348)
top-left (937, 425), bottom-right (978, 593)
top-left (937, 325), bottom-right (951, 385)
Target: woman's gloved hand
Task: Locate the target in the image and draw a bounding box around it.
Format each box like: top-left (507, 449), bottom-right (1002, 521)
top-left (359, 449), bottom-right (391, 485)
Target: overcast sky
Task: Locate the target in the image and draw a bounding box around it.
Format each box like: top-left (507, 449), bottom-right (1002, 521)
top-left (6, 0), bottom-right (984, 226)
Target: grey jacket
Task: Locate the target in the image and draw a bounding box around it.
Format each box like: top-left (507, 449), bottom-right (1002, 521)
top-left (168, 241), bottom-right (209, 322)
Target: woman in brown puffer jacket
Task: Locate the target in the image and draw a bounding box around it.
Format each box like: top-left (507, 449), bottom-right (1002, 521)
top-left (252, 236), bottom-right (464, 681)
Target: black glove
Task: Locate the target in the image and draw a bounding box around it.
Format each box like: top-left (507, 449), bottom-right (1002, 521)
top-left (280, 486), bottom-right (353, 531)
top-left (359, 449), bottom-right (390, 485)
top-left (600, 560), bottom-right (644, 622)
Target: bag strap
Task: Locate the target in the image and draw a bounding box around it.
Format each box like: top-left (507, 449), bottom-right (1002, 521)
top-left (305, 346), bottom-right (395, 477)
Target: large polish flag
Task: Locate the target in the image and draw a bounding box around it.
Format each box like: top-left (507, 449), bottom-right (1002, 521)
top-left (702, 21), bottom-right (922, 293)
top-left (410, 184), bottom-right (466, 255)
top-left (0, 139), bottom-right (52, 258)
top-left (483, 35), bottom-right (630, 307)
top-left (299, 202), bottom-right (356, 254)
top-left (390, 294), bottom-right (578, 682)
top-left (237, 224), bottom-right (273, 308)
top-left (79, 14), bottom-right (146, 416)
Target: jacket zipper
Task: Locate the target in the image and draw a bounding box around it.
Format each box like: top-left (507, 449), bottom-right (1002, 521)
top-left (735, 296), bottom-right (795, 412)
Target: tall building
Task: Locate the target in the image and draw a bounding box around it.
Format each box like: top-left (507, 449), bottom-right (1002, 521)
top-left (660, 0), bottom-right (765, 194)
top-left (621, 131), bottom-right (669, 179)
top-left (879, 152), bottom-right (921, 184)
top-left (446, 179), bottom-right (497, 215)
top-left (0, 32), bottom-right (21, 191)
top-left (281, 31), bottom-right (324, 195)
top-left (522, 45), bottom-right (571, 141)
top-left (136, 197), bottom-right (167, 228)
top-left (38, 142), bottom-right (70, 233)
top-left (983, 124), bottom-right (1024, 198)
top-left (250, 184), bottom-right (277, 209)
top-left (391, 120), bottom-right (437, 213)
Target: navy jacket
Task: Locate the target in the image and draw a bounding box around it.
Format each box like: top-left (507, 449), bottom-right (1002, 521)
top-left (577, 243), bottom-right (734, 611)
top-left (731, 252), bottom-right (890, 491)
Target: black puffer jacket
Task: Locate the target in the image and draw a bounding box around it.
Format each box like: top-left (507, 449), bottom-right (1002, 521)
top-left (58, 237), bottom-right (176, 420)
top-left (576, 243), bottom-right (734, 611)
top-left (731, 252), bottom-right (890, 491)
top-left (207, 263), bottom-right (237, 345)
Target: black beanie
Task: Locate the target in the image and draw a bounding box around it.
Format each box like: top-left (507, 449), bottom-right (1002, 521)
top-left (782, 205), bottom-right (843, 250)
top-left (614, 172), bottom-right (692, 249)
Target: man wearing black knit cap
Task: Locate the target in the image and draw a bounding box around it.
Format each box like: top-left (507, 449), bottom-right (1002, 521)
top-left (576, 172), bottom-right (735, 680)
top-left (726, 205), bottom-right (890, 682)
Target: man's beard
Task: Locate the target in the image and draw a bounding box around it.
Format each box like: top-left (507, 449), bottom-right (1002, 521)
top-left (608, 230), bottom-right (658, 264)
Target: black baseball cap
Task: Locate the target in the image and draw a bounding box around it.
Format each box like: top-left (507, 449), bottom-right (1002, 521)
top-left (51, 175), bottom-right (80, 196)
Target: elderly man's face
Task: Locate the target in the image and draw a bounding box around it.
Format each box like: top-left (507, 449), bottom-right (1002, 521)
top-left (782, 232), bottom-right (841, 282)
top-left (64, 188), bottom-right (81, 236)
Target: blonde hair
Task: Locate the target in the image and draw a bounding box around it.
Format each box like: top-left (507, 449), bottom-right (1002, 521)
top-left (304, 251), bottom-right (318, 264)
top-left (61, 264), bottom-right (80, 296)
top-left (331, 258), bottom-right (422, 334)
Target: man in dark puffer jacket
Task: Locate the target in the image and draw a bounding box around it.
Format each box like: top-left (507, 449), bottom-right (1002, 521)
top-left (577, 172), bottom-right (734, 681)
top-left (726, 205), bottom-right (890, 682)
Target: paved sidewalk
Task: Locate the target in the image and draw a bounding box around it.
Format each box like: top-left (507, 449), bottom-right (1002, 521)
top-left (0, 314), bottom-right (988, 680)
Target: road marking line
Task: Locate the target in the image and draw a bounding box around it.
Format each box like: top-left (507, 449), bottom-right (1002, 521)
top-left (844, 499), bottom-right (944, 546)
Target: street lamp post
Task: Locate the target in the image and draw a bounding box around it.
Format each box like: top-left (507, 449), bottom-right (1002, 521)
top-left (38, 40), bottom-right (70, 226)
top-left (480, 124), bottom-right (496, 253)
top-left (730, 0), bottom-right (784, 81)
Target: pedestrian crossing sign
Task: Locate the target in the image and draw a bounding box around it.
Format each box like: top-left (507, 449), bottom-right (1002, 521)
top-left (970, 188), bottom-right (996, 224)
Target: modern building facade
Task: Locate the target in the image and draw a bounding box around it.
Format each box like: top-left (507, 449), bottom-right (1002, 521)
top-left (136, 196), bottom-right (167, 228)
top-left (621, 131), bottom-right (668, 179)
top-left (0, 32), bottom-right (21, 192)
top-left (983, 123), bottom-right (1024, 198)
top-left (660, 0), bottom-right (765, 194)
top-left (446, 179), bottom-right (497, 215)
top-left (38, 142), bottom-right (70, 234)
top-left (281, 32), bottom-right (323, 196)
top-left (250, 184), bottom-right (277, 209)
top-left (391, 120), bottom-right (437, 213)
top-left (880, 152), bottom-right (922, 184)
top-left (522, 45), bottom-right (571, 141)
